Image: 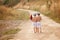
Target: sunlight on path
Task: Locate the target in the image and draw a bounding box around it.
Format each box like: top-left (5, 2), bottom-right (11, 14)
top-left (10, 9), bottom-right (60, 40)
top-left (10, 20), bottom-right (60, 40)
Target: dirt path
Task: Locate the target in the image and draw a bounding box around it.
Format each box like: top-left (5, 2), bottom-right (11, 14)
top-left (10, 9), bottom-right (60, 40)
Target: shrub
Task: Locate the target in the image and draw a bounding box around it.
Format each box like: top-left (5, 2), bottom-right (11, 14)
top-left (3, 0), bottom-right (20, 7)
top-left (0, 6), bottom-right (12, 19)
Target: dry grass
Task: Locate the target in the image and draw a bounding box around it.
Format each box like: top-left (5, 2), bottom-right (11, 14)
top-left (10, 9), bottom-right (29, 20)
top-left (0, 5), bottom-right (29, 20)
top-left (0, 6), bottom-right (12, 19)
top-left (1, 28), bottom-right (20, 35)
top-left (0, 28), bottom-right (20, 40)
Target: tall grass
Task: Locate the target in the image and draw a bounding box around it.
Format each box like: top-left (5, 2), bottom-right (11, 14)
top-left (10, 9), bottom-right (29, 20)
top-left (0, 28), bottom-right (20, 40)
top-left (0, 6), bottom-right (11, 19)
top-left (1, 28), bottom-right (20, 36)
top-left (0, 6), bottom-right (29, 20)
top-left (43, 11), bottom-right (60, 23)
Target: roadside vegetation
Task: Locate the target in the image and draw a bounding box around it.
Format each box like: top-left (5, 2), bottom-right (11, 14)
top-left (0, 0), bottom-right (29, 39)
top-left (0, 6), bottom-right (29, 20)
top-left (11, 9), bottom-right (29, 20)
top-left (0, 0), bottom-right (20, 7)
top-left (0, 28), bottom-right (20, 40)
top-left (21, 0), bottom-right (60, 23)
top-left (0, 5), bottom-right (29, 40)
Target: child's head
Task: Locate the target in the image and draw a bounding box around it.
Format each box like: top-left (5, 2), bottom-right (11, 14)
top-left (33, 13), bottom-right (40, 17)
top-left (37, 13), bottom-right (40, 16)
top-left (33, 14), bottom-right (36, 16)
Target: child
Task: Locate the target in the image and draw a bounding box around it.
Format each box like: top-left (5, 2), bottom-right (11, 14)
top-left (30, 13), bottom-right (42, 33)
top-left (36, 13), bottom-right (41, 33)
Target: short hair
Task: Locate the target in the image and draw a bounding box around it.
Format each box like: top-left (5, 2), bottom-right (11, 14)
top-left (37, 13), bottom-right (40, 16)
top-left (33, 14), bottom-right (36, 16)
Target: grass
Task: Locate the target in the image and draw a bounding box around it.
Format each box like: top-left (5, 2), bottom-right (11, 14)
top-left (0, 28), bottom-right (20, 40)
top-left (0, 6), bottom-right (12, 20)
top-left (0, 6), bottom-right (29, 20)
top-left (2, 28), bottom-right (20, 35)
top-left (1, 36), bottom-right (14, 40)
top-left (29, 6), bottom-right (40, 12)
top-left (42, 11), bottom-right (60, 23)
top-left (11, 9), bottom-right (29, 20)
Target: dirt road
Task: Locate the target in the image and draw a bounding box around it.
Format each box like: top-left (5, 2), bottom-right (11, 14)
top-left (10, 9), bottom-right (60, 40)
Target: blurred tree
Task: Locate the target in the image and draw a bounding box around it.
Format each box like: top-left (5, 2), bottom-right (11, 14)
top-left (3, 0), bottom-right (21, 7)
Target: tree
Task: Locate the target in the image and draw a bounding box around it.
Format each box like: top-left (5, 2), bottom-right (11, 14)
top-left (3, 0), bottom-right (21, 7)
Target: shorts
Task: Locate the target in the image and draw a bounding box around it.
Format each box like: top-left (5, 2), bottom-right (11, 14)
top-left (32, 22), bottom-right (41, 28)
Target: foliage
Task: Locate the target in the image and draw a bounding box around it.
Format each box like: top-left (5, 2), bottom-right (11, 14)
top-left (0, 28), bottom-right (20, 40)
top-left (42, 11), bottom-right (60, 23)
top-left (11, 10), bottom-right (29, 20)
top-left (0, 6), bottom-right (12, 19)
top-left (0, 0), bottom-right (20, 7)
top-left (1, 28), bottom-right (20, 35)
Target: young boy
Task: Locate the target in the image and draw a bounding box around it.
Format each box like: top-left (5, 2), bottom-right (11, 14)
top-left (36, 13), bottom-right (41, 33)
top-left (30, 13), bottom-right (41, 33)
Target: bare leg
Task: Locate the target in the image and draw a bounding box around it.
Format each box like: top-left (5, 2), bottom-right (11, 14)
top-left (36, 28), bottom-right (39, 33)
top-left (36, 27), bottom-right (37, 33)
top-left (36, 27), bottom-right (41, 33)
top-left (34, 27), bottom-right (36, 33)
top-left (39, 27), bottom-right (42, 33)
top-left (36, 27), bottom-right (39, 33)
